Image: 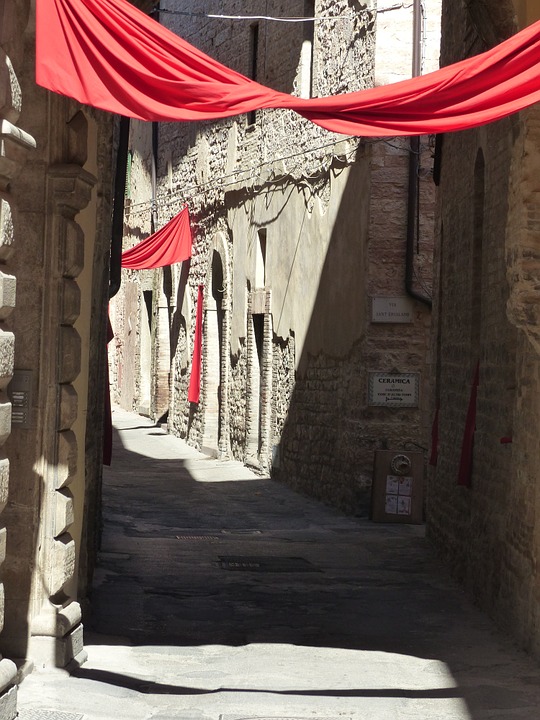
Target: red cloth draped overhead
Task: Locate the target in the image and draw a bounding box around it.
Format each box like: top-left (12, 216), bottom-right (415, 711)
top-left (121, 207), bottom-right (192, 270)
top-left (37, 0), bottom-right (540, 137)
top-left (188, 285), bottom-right (204, 404)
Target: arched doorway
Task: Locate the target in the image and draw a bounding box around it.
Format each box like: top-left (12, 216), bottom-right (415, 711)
top-left (202, 234), bottom-right (231, 457)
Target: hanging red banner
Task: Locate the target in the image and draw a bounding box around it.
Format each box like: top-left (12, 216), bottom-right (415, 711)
top-left (121, 207), bottom-right (192, 270)
top-left (36, 0), bottom-right (540, 137)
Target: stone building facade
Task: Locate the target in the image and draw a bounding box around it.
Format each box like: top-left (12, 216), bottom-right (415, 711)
top-left (427, 0), bottom-right (540, 661)
top-left (111, 0), bottom-right (441, 516)
top-left (0, 0), bottom-right (114, 715)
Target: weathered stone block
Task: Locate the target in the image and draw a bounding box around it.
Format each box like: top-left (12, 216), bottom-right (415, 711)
top-left (0, 683), bottom-right (16, 720)
top-left (0, 461), bottom-right (8, 514)
top-left (0, 659), bottom-right (16, 696)
top-left (60, 219), bottom-right (84, 279)
top-left (0, 583), bottom-right (4, 633)
top-left (31, 598), bottom-right (81, 637)
top-left (0, 404), bottom-right (11, 447)
top-left (58, 384), bottom-right (77, 431)
top-left (0, 332), bottom-right (14, 391)
top-left (55, 429), bottom-right (77, 489)
top-left (0, 52), bottom-right (21, 125)
top-left (55, 622), bottom-right (85, 668)
top-left (0, 198), bottom-right (13, 262)
top-left (50, 533), bottom-right (76, 596)
top-left (0, 274), bottom-right (15, 321)
top-left (0, 527), bottom-right (6, 566)
top-left (58, 326), bottom-right (81, 384)
top-left (61, 278), bottom-right (81, 325)
top-left (49, 164), bottom-right (96, 219)
top-left (54, 487), bottom-right (74, 538)
top-left (56, 600), bottom-right (82, 637)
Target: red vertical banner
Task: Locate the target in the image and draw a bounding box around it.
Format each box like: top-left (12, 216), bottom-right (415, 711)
top-left (188, 285), bottom-right (204, 404)
top-left (457, 362), bottom-right (480, 487)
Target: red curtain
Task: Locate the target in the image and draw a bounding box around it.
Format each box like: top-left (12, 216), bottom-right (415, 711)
top-left (37, 0), bottom-right (540, 137)
top-left (121, 207), bottom-right (192, 270)
top-left (188, 285), bottom-right (204, 404)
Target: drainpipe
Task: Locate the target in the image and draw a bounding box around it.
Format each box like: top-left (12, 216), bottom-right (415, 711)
top-left (406, 0), bottom-right (432, 308)
top-left (109, 115), bottom-right (130, 299)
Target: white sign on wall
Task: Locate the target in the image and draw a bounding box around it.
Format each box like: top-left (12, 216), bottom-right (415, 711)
top-left (371, 296), bottom-right (414, 323)
top-left (368, 372), bottom-right (420, 407)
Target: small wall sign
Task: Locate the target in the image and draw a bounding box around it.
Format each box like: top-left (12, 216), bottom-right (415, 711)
top-left (371, 296), bottom-right (414, 323)
top-left (368, 372), bottom-right (420, 407)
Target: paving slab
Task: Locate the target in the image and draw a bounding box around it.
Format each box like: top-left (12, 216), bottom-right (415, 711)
top-left (16, 407), bottom-right (540, 720)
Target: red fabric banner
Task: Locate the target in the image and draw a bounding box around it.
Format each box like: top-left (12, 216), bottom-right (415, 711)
top-left (37, 0), bottom-right (540, 137)
top-left (457, 362), bottom-right (480, 487)
top-left (188, 285), bottom-right (204, 404)
top-left (121, 207), bottom-right (192, 270)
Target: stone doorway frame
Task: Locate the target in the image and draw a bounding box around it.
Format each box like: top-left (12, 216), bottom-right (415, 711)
top-left (202, 231), bottom-right (231, 458)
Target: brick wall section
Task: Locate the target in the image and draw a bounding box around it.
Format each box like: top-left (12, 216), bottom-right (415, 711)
top-left (428, 0), bottom-right (540, 660)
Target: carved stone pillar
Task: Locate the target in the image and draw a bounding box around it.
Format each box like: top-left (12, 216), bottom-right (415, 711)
top-left (28, 164), bottom-right (95, 668)
top-left (0, 0), bottom-right (36, 714)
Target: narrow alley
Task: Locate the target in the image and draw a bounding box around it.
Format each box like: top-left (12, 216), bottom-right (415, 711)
top-left (17, 408), bottom-right (540, 720)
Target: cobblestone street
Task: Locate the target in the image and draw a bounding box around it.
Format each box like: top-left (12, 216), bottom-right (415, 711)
top-left (17, 408), bottom-right (540, 719)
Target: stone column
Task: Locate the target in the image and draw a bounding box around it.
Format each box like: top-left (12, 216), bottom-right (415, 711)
top-left (0, 0), bottom-right (36, 714)
top-left (28, 164), bottom-right (95, 669)
top-left (259, 290), bottom-right (273, 471)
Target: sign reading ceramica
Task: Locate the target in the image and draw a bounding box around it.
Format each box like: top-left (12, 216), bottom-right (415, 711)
top-left (371, 296), bottom-right (414, 323)
top-left (368, 373), bottom-right (420, 407)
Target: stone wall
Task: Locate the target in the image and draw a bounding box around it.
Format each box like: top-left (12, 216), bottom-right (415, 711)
top-left (0, 5), bottom-right (114, 680)
top-left (112, 0), bottom-right (440, 516)
top-left (428, 0), bottom-right (540, 660)
top-left (0, 0), bottom-right (34, 714)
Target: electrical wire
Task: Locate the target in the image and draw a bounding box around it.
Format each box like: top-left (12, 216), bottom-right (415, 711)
top-left (156, 3), bottom-right (412, 22)
top-left (124, 133), bottom-right (427, 219)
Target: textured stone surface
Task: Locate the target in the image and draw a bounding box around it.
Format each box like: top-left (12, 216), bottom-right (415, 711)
top-left (57, 384), bottom-right (77, 431)
top-left (60, 220), bottom-right (84, 279)
top-left (0, 403), bottom-right (11, 446)
top-left (0, 274), bottom-right (15, 320)
top-left (428, 0), bottom-right (540, 664)
top-left (0, 684), bottom-right (16, 720)
top-left (110, 0), bottom-right (438, 516)
top-left (0, 461), bottom-right (8, 514)
top-left (58, 327), bottom-right (81, 385)
top-left (54, 623), bottom-right (84, 668)
top-left (50, 534), bottom-right (76, 596)
top-left (60, 279), bottom-right (81, 326)
top-left (54, 488), bottom-right (74, 539)
top-left (0, 198), bottom-right (14, 262)
top-left (0, 331), bottom-right (14, 390)
top-left (55, 430), bottom-right (77, 489)
top-left (17, 409), bottom-right (540, 720)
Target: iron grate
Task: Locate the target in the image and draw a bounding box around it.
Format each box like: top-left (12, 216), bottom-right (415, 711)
top-left (219, 556), bottom-right (319, 572)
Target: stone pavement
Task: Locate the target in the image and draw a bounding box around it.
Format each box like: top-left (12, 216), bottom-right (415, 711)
top-left (16, 408), bottom-right (540, 720)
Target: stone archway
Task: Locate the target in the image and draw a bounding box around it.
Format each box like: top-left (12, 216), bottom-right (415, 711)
top-left (201, 232), bottom-right (231, 458)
